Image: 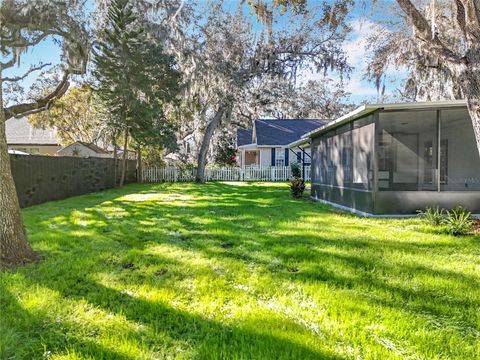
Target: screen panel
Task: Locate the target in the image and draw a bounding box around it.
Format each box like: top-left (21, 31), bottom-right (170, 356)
top-left (377, 110), bottom-right (438, 191)
top-left (440, 108), bottom-right (480, 191)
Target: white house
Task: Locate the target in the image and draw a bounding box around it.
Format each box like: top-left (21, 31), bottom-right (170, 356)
top-left (236, 119), bottom-right (328, 167)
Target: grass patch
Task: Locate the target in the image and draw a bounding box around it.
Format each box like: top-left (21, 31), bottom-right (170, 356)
top-left (1, 182), bottom-right (479, 359)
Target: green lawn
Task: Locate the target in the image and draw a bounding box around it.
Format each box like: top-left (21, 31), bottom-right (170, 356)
top-left (1, 182), bottom-right (479, 360)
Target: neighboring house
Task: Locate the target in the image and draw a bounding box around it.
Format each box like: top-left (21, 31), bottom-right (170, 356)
top-left (236, 119), bottom-right (328, 167)
top-left (5, 117), bottom-right (61, 155)
top-left (57, 141), bottom-right (111, 158)
top-left (294, 100), bottom-right (480, 215)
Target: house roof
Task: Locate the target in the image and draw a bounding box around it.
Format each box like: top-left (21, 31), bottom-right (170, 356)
top-left (255, 119), bottom-right (328, 146)
top-left (5, 117), bottom-right (60, 145)
top-left (236, 128), bottom-right (253, 146)
top-left (58, 141), bottom-right (110, 154)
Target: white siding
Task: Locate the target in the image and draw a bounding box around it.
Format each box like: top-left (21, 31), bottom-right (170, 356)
top-left (287, 146), bottom-right (312, 164)
top-left (259, 148), bottom-right (271, 166)
top-left (58, 143), bottom-right (110, 158)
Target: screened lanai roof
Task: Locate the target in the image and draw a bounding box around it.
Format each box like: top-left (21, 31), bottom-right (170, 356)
top-left (286, 100), bottom-right (468, 148)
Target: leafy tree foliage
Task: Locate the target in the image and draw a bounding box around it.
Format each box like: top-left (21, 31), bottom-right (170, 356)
top-left (213, 133), bottom-right (237, 166)
top-left (365, 0), bottom-right (480, 155)
top-left (93, 0), bottom-right (180, 186)
top-left (29, 83), bottom-right (112, 147)
top-left (240, 77), bottom-right (354, 120)
top-left (256, 0), bottom-right (480, 156)
top-left (169, 1), bottom-right (352, 182)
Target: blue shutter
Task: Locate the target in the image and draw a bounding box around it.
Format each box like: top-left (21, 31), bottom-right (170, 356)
top-left (271, 148), bottom-right (276, 166)
top-left (284, 149), bottom-right (289, 166)
top-left (297, 151), bottom-right (302, 162)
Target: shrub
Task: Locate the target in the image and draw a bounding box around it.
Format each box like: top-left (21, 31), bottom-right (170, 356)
top-left (444, 206), bottom-right (474, 236)
top-left (290, 163), bottom-right (301, 178)
top-left (290, 177), bottom-right (306, 198)
top-left (417, 206), bottom-right (445, 226)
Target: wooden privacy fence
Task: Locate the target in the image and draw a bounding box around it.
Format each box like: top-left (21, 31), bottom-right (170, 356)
top-left (142, 165), bottom-right (311, 183)
top-left (10, 154), bottom-right (137, 207)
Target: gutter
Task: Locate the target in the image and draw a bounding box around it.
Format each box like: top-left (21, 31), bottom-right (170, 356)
top-left (285, 137), bottom-right (311, 148)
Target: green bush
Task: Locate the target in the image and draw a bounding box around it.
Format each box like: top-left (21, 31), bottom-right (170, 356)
top-left (444, 206), bottom-right (474, 236)
top-left (417, 206), bottom-right (445, 226)
top-left (290, 177), bottom-right (306, 198)
top-left (290, 163), bottom-right (301, 178)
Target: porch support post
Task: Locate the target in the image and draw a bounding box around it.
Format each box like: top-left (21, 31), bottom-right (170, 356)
top-left (301, 146), bottom-right (311, 179)
top-left (373, 110), bottom-right (380, 212)
top-left (436, 109), bottom-right (441, 193)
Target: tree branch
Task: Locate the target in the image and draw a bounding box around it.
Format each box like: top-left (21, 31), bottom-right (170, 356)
top-left (396, 0), bottom-right (462, 65)
top-left (459, 0), bottom-right (480, 43)
top-left (0, 53), bottom-right (18, 70)
top-left (4, 71), bottom-right (70, 120)
top-left (455, 0), bottom-right (468, 37)
top-left (1, 63), bottom-right (51, 82)
top-left (5, 32), bottom-right (53, 49)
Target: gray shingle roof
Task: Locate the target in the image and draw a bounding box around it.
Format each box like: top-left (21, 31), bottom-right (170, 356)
top-left (237, 128), bottom-right (253, 146)
top-left (5, 117), bottom-right (60, 145)
top-left (255, 119), bottom-right (328, 146)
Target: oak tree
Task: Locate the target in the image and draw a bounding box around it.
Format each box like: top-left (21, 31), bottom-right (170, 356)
top-left (0, 0), bottom-right (88, 267)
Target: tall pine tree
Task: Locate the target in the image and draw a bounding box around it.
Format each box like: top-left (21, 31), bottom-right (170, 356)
top-left (93, 0), bottom-right (145, 186)
top-left (93, 0), bottom-right (180, 185)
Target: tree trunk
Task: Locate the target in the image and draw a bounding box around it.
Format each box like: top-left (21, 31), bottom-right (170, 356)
top-left (458, 66), bottom-right (480, 158)
top-left (119, 127), bottom-right (129, 187)
top-left (137, 146), bottom-right (143, 183)
top-left (0, 77), bottom-right (37, 268)
top-left (195, 105), bottom-right (225, 183)
top-left (113, 135), bottom-right (118, 187)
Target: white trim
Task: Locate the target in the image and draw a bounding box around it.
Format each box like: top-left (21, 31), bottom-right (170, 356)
top-left (286, 138), bottom-right (311, 148)
top-left (237, 143), bottom-right (258, 150)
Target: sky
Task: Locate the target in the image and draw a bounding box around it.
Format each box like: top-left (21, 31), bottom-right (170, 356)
top-left (2, 0), bottom-right (405, 106)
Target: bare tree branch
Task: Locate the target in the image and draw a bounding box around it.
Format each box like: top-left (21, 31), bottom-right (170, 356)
top-left (0, 53), bottom-right (18, 69)
top-left (4, 71), bottom-right (70, 120)
top-left (1, 63), bottom-right (51, 82)
top-left (3, 31), bottom-right (54, 49)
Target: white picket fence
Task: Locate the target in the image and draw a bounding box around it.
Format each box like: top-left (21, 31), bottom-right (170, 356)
top-left (142, 165), bottom-right (311, 183)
